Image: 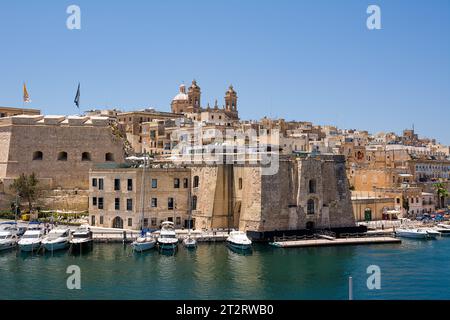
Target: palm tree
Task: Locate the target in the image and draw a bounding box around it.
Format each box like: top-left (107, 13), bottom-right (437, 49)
top-left (9, 173), bottom-right (39, 213)
top-left (434, 183), bottom-right (449, 209)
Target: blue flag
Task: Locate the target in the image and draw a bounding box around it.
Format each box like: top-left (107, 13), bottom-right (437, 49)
top-left (74, 83), bottom-right (80, 109)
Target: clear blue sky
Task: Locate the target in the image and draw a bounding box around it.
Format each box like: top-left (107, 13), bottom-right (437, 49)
top-left (1, 0), bottom-right (449, 144)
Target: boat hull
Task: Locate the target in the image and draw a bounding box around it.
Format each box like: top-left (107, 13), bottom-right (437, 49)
top-left (396, 231), bottom-right (429, 239)
top-left (19, 242), bottom-right (41, 252)
top-left (227, 240), bottom-right (252, 251)
top-left (0, 241), bottom-right (17, 251)
top-left (70, 240), bottom-right (93, 253)
top-left (158, 242), bottom-right (178, 251)
top-left (42, 241), bottom-right (69, 252)
top-left (132, 241), bottom-right (156, 252)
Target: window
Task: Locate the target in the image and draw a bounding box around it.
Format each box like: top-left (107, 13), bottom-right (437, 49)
top-left (176, 217), bottom-right (181, 225)
top-left (115, 198), bottom-right (120, 210)
top-left (82, 152), bottom-right (91, 161)
top-left (127, 179), bottom-right (133, 191)
top-left (98, 178), bottom-right (104, 190)
top-left (151, 198), bottom-right (157, 208)
top-left (92, 197), bottom-right (97, 206)
top-left (57, 151), bottom-right (68, 161)
top-left (91, 215), bottom-right (95, 225)
top-left (114, 179), bottom-right (121, 191)
top-left (174, 178), bottom-right (180, 188)
top-left (128, 218), bottom-right (132, 227)
top-left (105, 153), bottom-right (114, 162)
top-left (127, 199), bottom-right (133, 211)
top-left (193, 176), bottom-right (199, 188)
top-left (151, 179), bottom-right (157, 188)
top-left (92, 178), bottom-right (97, 187)
top-left (309, 179), bottom-right (316, 194)
top-left (144, 218), bottom-right (149, 227)
top-left (100, 216), bottom-right (104, 225)
top-left (151, 218), bottom-right (157, 227)
top-left (183, 178), bottom-right (188, 188)
top-left (192, 196), bottom-right (197, 210)
top-left (239, 178), bottom-right (243, 190)
top-left (98, 198), bottom-right (104, 210)
top-left (33, 151), bottom-right (43, 161)
top-left (168, 197), bottom-right (174, 210)
top-left (307, 199), bottom-right (315, 215)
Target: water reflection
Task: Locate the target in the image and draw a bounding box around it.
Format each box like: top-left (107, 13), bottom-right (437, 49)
top-left (2, 239), bottom-right (450, 299)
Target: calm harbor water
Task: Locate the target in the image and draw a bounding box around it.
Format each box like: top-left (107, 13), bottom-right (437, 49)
top-left (1, 239), bottom-right (450, 300)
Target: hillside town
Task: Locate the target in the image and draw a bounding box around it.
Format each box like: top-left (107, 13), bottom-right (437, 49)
top-left (1, 80), bottom-right (449, 239)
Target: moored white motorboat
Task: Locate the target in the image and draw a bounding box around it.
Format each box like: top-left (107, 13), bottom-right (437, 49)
top-left (182, 235), bottom-right (197, 249)
top-left (157, 221), bottom-right (178, 251)
top-left (0, 227), bottom-right (19, 251)
top-left (18, 228), bottom-right (44, 252)
top-left (226, 230), bottom-right (252, 250)
top-left (42, 228), bottom-right (71, 252)
top-left (132, 232), bottom-right (156, 252)
top-left (435, 226), bottom-right (450, 236)
top-left (395, 228), bottom-right (434, 239)
top-left (70, 226), bottom-right (93, 252)
top-left (424, 228), bottom-right (440, 239)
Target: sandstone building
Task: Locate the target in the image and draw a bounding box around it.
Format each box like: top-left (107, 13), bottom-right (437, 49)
top-left (0, 114), bottom-right (126, 209)
top-left (88, 154), bottom-right (357, 238)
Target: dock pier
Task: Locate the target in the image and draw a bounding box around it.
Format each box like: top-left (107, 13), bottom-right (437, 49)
top-left (270, 236), bottom-right (401, 248)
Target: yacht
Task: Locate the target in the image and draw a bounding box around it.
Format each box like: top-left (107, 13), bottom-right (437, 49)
top-left (18, 227), bottom-right (44, 252)
top-left (157, 221), bottom-right (178, 251)
top-left (70, 226), bottom-right (93, 252)
top-left (132, 231), bottom-right (156, 252)
top-left (226, 230), bottom-right (252, 250)
top-left (0, 226), bottom-right (19, 251)
top-left (395, 228), bottom-right (438, 239)
top-left (42, 228), bottom-right (71, 252)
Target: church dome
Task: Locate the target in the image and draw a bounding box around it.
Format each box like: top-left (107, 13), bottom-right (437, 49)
top-left (173, 84), bottom-right (188, 101)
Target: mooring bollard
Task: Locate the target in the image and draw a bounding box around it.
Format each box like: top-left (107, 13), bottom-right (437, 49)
top-left (348, 276), bottom-right (353, 300)
top-left (123, 231), bottom-right (127, 243)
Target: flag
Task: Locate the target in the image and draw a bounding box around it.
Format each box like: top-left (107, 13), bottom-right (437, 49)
top-left (23, 83), bottom-right (31, 103)
top-left (74, 83), bottom-right (80, 109)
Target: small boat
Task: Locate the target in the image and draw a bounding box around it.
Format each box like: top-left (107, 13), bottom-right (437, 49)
top-left (435, 226), bottom-right (450, 236)
top-left (132, 232), bottom-right (156, 252)
top-left (42, 228), bottom-right (71, 252)
top-left (70, 226), bottom-right (93, 252)
top-left (157, 221), bottom-right (178, 251)
top-left (182, 235), bottom-right (197, 249)
top-left (0, 227), bottom-right (19, 251)
top-left (226, 230), bottom-right (252, 250)
top-left (437, 224), bottom-right (450, 230)
top-left (18, 227), bottom-right (44, 252)
top-left (424, 228), bottom-right (440, 239)
top-left (395, 228), bottom-right (436, 239)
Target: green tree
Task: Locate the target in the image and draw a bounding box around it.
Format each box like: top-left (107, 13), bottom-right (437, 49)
top-left (9, 173), bottom-right (39, 212)
top-left (434, 183), bottom-right (449, 209)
